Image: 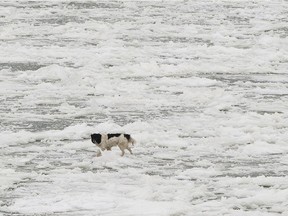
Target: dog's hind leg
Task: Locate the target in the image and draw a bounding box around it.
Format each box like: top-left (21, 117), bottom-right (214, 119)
top-left (118, 144), bottom-right (125, 156)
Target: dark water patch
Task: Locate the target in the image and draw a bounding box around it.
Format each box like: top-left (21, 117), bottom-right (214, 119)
top-left (89, 16), bottom-right (122, 24)
top-left (199, 74), bottom-right (288, 91)
top-left (21, 1), bottom-right (60, 9)
top-left (109, 106), bottom-right (198, 125)
top-left (14, 119), bottom-right (73, 132)
top-left (120, 76), bottom-right (150, 82)
top-left (264, 27), bottom-right (288, 38)
top-left (222, 3), bottom-right (248, 10)
top-left (67, 1), bottom-right (123, 9)
top-left (220, 171), bottom-right (280, 178)
top-left (123, 35), bottom-right (214, 46)
top-left (0, 2), bottom-right (25, 9)
top-left (145, 171), bottom-right (162, 176)
top-left (0, 62), bottom-right (46, 71)
top-left (49, 161), bottom-right (73, 168)
top-left (224, 15), bottom-right (250, 25)
top-left (35, 16), bottom-right (85, 25)
top-left (109, 110), bottom-right (150, 125)
top-left (253, 110), bottom-right (283, 115)
top-left (160, 106), bottom-right (197, 114)
top-left (113, 107), bottom-right (194, 124)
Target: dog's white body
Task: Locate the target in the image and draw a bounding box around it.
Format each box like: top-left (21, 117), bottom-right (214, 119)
top-left (91, 133), bottom-right (135, 156)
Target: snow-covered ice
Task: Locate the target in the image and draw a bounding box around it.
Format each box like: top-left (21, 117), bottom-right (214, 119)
top-left (1, 0), bottom-right (288, 215)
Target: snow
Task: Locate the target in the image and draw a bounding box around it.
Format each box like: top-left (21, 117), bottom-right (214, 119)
top-left (1, 0), bottom-right (288, 215)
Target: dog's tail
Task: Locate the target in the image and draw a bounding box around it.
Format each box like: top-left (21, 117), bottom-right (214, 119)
top-left (128, 136), bottom-right (136, 145)
top-left (124, 134), bottom-right (136, 145)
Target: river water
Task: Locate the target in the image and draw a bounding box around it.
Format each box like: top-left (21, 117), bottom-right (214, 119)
top-left (1, 1), bottom-right (288, 215)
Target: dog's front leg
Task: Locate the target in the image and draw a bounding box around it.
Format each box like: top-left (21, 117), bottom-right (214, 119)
top-left (100, 145), bottom-right (106, 151)
top-left (96, 149), bottom-right (102, 157)
top-left (95, 146), bottom-right (105, 157)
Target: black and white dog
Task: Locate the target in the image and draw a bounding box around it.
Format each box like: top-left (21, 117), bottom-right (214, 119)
top-left (91, 133), bottom-right (136, 156)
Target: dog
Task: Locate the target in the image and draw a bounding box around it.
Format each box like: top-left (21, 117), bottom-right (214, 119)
top-left (91, 133), bottom-right (136, 156)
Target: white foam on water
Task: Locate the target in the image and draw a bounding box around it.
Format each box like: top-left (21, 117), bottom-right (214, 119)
top-left (1, 0), bottom-right (288, 215)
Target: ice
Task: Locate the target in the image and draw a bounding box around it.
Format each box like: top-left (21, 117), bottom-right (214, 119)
top-left (1, 0), bottom-right (288, 215)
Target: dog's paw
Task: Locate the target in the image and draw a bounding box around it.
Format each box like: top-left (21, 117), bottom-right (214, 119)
top-left (96, 150), bottom-right (102, 157)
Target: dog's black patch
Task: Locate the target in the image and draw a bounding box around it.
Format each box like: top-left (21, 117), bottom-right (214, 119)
top-left (124, 134), bottom-right (131, 140)
top-left (107, 133), bottom-right (131, 141)
top-left (107, 133), bottom-right (121, 139)
top-left (91, 133), bottom-right (102, 144)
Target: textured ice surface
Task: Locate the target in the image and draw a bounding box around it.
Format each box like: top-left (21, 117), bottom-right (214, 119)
top-left (1, 0), bottom-right (288, 215)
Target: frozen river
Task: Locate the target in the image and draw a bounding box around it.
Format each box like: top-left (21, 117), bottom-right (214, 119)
top-left (1, 0), bottom-right (288, 215)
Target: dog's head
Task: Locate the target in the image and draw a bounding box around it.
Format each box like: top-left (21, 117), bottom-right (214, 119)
top-left (91, 133), bottom-right (102, 145)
